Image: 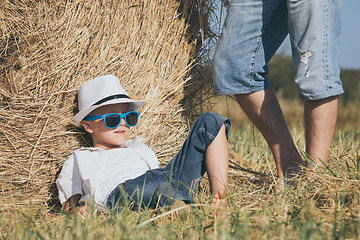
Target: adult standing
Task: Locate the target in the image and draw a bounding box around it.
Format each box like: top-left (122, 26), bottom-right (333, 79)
top-left (213, 0), bottom-right (343, 179)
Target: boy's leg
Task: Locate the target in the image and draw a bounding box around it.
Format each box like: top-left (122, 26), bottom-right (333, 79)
top-left (164, 112), bottom-right (231, 201)
top-left (106, 168), bottom-right (173, 211)
top-left (106, 112), bottom-right (231, 211)
top-left (205, 124), bottom-right (228, 206)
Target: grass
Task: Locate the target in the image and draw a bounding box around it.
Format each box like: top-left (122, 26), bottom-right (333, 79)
top-left (2, 1), bottom-right (358, 238)
top-left (1, 120), bottom-right (359, 239)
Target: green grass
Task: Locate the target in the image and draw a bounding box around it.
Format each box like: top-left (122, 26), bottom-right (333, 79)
top-left (1, 125), bottom-right (360, 239)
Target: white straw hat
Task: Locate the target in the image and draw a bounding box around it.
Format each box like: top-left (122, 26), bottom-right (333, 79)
top-left (71, 75), bottom-right (145, 127)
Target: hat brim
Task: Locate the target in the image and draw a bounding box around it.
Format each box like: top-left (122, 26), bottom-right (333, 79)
top-left (71, 98), bottom-right (145, 127)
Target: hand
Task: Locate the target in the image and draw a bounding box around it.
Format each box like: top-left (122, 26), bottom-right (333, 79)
top-left (63, 194), bottom-right (81, 214)
top-left (75, 205), bottom-right (89, 219)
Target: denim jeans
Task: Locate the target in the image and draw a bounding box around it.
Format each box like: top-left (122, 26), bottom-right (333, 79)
top-left (213, 0), bottom-right (343, 100)
top-left (106, 112), bottom-right (231, 211)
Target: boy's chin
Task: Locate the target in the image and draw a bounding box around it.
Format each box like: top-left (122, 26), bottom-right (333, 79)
top-left (111, 141), bottom-right (126, 148)
top-left (94, 141), bottom-right (126, 150)
top-left (108, 136), bottom-right (127, 145)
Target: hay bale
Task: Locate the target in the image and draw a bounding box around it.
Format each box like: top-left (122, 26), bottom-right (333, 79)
top-left (0, 0), bottom-right (204, 211)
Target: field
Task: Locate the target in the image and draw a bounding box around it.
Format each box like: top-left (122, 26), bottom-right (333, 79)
top-left (1, 1), bottom-right (359, 238)
top-left (1, 98), bottom-right (359, 239)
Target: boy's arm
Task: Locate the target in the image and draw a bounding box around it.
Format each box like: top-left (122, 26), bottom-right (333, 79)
top-left (57, 153), bottom-right (83, 205)
top-left (63, 194), bottom-right (81, 213)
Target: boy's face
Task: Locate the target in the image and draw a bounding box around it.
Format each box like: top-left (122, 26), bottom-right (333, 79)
top-left (80, 103), bottom-right (132, 150)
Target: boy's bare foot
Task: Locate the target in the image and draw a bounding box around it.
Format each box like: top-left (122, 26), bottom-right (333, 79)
top-left (212, 188), bottom-right (227, 208)
top-left (212, 188), bottom-right (227, 218)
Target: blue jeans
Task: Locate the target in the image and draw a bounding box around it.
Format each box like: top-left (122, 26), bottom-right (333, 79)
top-left (106, 112), bottom-right (231, 211)
top-left (213, 0), bottom-right (343, 100)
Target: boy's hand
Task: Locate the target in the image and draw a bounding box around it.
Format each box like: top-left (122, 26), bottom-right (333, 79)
top-left (76, 204), bottom-right (89, 219)
top-left (63, 194), bottom-right (81, 213)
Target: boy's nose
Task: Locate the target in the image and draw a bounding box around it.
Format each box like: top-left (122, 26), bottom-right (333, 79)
top-left (119, 117), bottom-right (127, 126)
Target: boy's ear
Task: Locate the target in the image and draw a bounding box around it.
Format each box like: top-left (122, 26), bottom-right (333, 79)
top-left (80, 120), bottom-right (93, 133)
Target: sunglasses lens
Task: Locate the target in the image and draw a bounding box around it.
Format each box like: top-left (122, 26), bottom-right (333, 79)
top-left (125, 112), bottom-right (139, 126)
top-left (105, 114), bottom-right (121, 128)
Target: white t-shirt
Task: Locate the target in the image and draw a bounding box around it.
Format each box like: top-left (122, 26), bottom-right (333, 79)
top-left (56, 137), bottom-right (161, 208)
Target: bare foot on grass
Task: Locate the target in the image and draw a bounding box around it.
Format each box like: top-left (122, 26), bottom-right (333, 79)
top-left (212, 188), bottom-right (227, 218)
top-left (212, 188), bottom-right (226, 208)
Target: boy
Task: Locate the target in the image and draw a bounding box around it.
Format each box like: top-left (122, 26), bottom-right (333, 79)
top-left (56, 75), bottom-right (231, 217)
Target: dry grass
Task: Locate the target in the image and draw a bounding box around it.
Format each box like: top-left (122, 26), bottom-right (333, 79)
top-left (0, 0), bottom-right (209, 212)
top-left (1, 125), bottom-right (359, 239)
top-left (1, 1), bottom-right (360, 238)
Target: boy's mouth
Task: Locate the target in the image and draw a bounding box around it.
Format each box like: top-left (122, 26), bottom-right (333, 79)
top-left (114, 130), bottom-right (125, 134)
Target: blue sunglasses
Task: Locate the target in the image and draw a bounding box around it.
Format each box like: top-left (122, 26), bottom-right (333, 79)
top-left (84, 111), bottom-right (140, 129)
